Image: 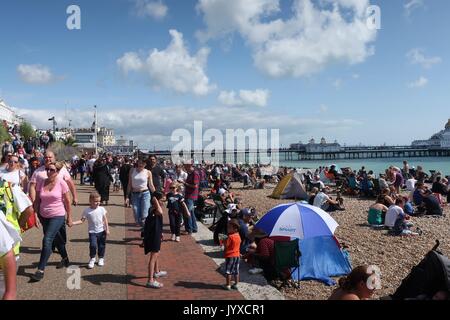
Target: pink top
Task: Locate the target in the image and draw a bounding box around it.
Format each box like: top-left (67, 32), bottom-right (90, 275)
top-left (31, 165), bottom-right (71, 191)
top-left (38, 178), bottom-right (70, 218)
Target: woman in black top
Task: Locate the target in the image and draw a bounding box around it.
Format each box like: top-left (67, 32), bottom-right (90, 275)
top-left (143, 192), bottom-right (166, 289)
top-left (119, 158), bottom-right (132, 206)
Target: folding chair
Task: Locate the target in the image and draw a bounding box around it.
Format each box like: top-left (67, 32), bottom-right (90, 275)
top-left (274, 239), bottom-right (301, 289)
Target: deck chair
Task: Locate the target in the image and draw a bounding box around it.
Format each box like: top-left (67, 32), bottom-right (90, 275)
top-left (274, 239), bottom-right (301, 289)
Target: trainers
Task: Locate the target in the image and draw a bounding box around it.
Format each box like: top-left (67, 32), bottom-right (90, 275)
top-left (56, 258), bottom-right (70, 269)
top-left (98, 258), bottom-right (105, 267)
top-left (171, 234), bottom-right (176, 241)
top-left (231, 284), bottom-right (239, 290)
top-left (222, 284), bottom-right (232, 291)
top-left (249, 268), bottom-right (263, 275)
top-left (88, 258), bottom-right (96, 269)
top-left (154, 271), bottom-right (168, 278)
top-left (31, 271), bottom-right (44, 282)
top-left (146, 280), bottom-right (163, 289)
top-left (175, 236), bottom-right (181, 242)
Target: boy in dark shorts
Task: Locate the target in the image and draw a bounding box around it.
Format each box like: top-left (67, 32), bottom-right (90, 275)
top-left (221, 219), bottom-right (241, 290)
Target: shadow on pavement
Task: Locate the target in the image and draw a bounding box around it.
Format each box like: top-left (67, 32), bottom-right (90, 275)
top-left (70, 238), bottom-right (141, 246)
top-left (204, 251), bottom-right (223, 259)
top-left (196, 239), bottom-right (218, 248)
top-left (108, 222), bottom-right (137, 228)
top-left (82, 274), bottom-right (129, 286)
top-left (20, 246), bottom-right (42, 255)
top-left (174, 281), bottom-right (226, 290)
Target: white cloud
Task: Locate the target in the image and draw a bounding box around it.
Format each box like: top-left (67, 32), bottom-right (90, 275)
top-left (134, 0), bottom-right (168, 20)
top-left (197, 0), bottom-right (377, 78)
top-left (14, 105), bottom-right (361, 149)
top-left (17, 64), bottom-right (59, 85)
top-left (406, 48), bottom-right (442, 69)
top-left (117, 30), bottom-right (216, 96)
top-left (333, 79), bottom-right (343, 88)
top-left (319, 104), bottom-right (329, 113)
top-left (352, 73), bottom-right (360, 79)
top-left (116, 52), bottom-right (144, 75)
top-left (404, 0), bottom-right (424, 16)
top-left (218, 89), bottom-right (270, 107)
top-left (408, 76), bottom-right (428, 88)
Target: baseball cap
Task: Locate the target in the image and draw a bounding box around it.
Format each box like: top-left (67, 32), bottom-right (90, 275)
top-left (241, 208), bottom-right (255, 217)
top-left (218, 188), bottom-right (227, 196)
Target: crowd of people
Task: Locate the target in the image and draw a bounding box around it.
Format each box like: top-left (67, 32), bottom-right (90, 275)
top-left (1, 126), bottom-right (449, 300)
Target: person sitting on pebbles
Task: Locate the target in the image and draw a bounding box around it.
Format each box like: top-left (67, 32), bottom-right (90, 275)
top-left (313, 187), bottom-right (345, 212)
top-left (329, 265), bottom-right (378, 300)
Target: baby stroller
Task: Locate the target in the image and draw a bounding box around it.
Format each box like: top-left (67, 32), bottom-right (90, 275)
top-left (390, 240), bottom-right (450, 300)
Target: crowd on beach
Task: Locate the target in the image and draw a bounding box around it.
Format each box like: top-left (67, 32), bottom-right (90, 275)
top-left (2, 125), bottom-right (450, 300)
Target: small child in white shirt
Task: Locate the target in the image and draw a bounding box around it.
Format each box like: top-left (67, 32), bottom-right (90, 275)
top-left (72, 192), bottom-right (110, 269)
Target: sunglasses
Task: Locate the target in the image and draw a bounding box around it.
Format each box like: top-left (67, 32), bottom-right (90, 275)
top-left (8, 160), bottom-right (19, 164)
top-left (46, 168), bottom-right (57, 173)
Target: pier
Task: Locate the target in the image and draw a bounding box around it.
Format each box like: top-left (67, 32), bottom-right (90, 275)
top-left (139, 145), bottom-right (450, 164)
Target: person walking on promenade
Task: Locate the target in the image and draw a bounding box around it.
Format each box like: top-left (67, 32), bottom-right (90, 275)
top-left (144, 191), bottom-right (167, 289)
top-left (29, 151), bottom-right (78, 206)
top-left (92, 157), bottom-right (113, 206)
top-left (126, 160), bottom-right (155, 228)
top-left (181, 162), bottom-right (199, 235)
top-left (72, 192), bottom-right (110, 269)
top-left (166, 182), bottom-right (189, 242)
top-left (146, 155), bottom-right (166, 193)
top-left (119, 157), bottom-right (132, 207)
top-left (31, 162), bottom-right (73, 282)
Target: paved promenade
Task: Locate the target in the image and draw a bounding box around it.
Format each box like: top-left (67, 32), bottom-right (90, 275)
top-left (16, 183), bottom-right (260, 300)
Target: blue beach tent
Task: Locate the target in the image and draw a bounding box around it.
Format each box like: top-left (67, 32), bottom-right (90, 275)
top-left (255, 203), bottom-right (352, 285)
top-left (293, 236), bottom-right (352, 286)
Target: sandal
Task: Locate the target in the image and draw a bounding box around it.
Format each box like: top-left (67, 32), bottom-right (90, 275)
top-left (146, 280), bottom-right (163, 289)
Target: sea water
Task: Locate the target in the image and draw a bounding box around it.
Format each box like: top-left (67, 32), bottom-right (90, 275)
top-left (280, 157), bottom-right (450, 176)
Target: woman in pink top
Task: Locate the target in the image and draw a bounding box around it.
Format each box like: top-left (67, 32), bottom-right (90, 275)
top-left (31, 162), bottom-right (73, 282)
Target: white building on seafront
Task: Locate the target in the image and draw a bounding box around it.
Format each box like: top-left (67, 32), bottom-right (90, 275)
top-left (0, 98), bottom-right (20, 124)
top-left (290, 137), bottom-right (342, 153)
top-left (412, 119), bottom-right (450, 149)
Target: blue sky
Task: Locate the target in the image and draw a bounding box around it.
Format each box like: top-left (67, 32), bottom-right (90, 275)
top-left (1, 0), bottom-right (449, 149)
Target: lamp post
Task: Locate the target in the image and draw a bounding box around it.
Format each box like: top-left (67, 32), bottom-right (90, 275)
top-left (94, 105), bottom-right (98, 156)
top-left (48, 116), bottom-right (56, 134)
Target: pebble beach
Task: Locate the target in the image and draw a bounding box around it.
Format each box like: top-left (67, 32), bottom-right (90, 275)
top-left (232, 183), bottom-right (450, 300)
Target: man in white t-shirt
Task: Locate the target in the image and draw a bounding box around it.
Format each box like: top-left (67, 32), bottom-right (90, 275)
top-left (385, 200), bottom-right (406, 228)
top-left (405, 178), bottom-right (417, 192)
top-left (313, 188), bottom-right (344, 212)
top-left (87, 156), bottom-right (96, 186)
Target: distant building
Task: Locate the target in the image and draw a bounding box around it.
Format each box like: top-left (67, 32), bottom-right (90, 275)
top-left (73, 130), bottom-right (96, 149)
top-left (97, 127), bottom-right (116, 147)
top-left (103, 138), bottom-right (136, 156)
top-left (290, 137), bottom-right (341, 153)
top-left (412, 119), bottom-right (450, 149)
top-left (0, 98), bottom-right (20, 124)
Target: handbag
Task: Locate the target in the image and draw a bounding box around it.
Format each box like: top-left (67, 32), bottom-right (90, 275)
top-left (21, 212), bottom-right (36, 232)
top-left (20, 195), bottom-right (37, 233)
